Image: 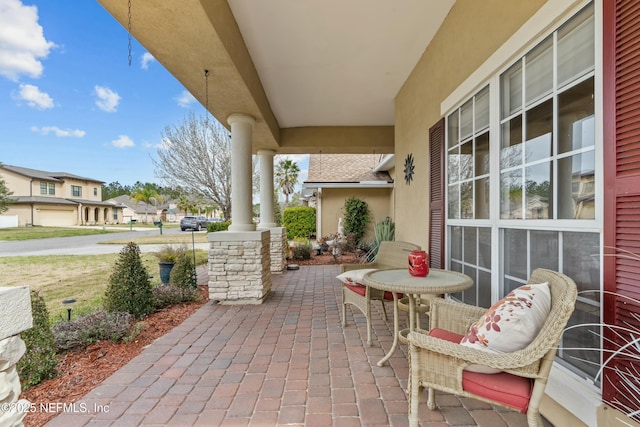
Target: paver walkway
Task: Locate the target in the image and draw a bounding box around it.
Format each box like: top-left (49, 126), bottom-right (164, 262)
top-left (44, 265), bottom-right (549, 427)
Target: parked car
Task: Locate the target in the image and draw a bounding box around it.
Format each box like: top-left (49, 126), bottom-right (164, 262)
top-left (180, 216), bottom-right (210, 231)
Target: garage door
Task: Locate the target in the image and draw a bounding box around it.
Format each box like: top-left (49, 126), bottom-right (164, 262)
top-left (39, 209), bottom-right (76, 226)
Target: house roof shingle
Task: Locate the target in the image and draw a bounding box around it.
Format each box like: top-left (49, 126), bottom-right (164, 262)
top-left (304, 154), bottom-right (392, 183)
top-left (1, 164), bottom-right (104, 184)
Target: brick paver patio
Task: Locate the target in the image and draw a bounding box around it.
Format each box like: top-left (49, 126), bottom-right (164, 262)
top-left (44, 265), bottom-right (548, 427)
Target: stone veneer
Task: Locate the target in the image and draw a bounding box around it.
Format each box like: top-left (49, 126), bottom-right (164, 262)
top-left (0, 287), bottom-right (33, 427)
top-left (262, 227), bottom-right (287, 273)
top-left (208, 230), bottom-right (272, 304)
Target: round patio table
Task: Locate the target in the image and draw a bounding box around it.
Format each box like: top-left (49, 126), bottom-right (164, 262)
top-left (362, 268), bottom-right (473, 366)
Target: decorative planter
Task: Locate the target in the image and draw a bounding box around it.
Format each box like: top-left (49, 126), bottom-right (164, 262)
top-left (408, 250), bottom-right (429, 277)
top-left (158, 261), bottom-right (175, 285)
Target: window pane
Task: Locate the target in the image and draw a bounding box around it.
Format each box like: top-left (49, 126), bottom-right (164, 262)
top-left (525, 99), bottom-right (553, 162)
top-left (501, 116), bottom-right (522, 169)
top-left (478, 227), bottom-right (491, 269)
top-left (463, 265), bottom-right (477, 305)
top-left (558, 5), bottom-right (594, 87)
top-left (478, 270), bottom-right (492, 309)
top-left (461, 181), bottom-right (473, 219)
top-left (558, 78), bottom-right (595, 153)
top-left (460, 141), bottom-right (473, 180)
top-left (562, 232), bottom-right (600, 300)
top-left (530, 230), bottom-right (559, 271)
top-left (448, 185), bottom-right (459, 219)
top-left (460, 99), bottom-right (473, 140)
top-left (475, 86), bottom-right (490, 130)
top-left (560, 231), bottom-right (600, 378)
top-left (475, 132), bottom-right (490, 176)
top-left (475, 177), bottom-right (490, 219)
top-left (448, 148), bottom-right (459, 184)
top-left (501, 61), bottom-right (522, 118)
top-left (501, 170), bottom-right (522, 219)
top-left (450, 226), bottom-right (462, 261)
top-left (448, 111), bottom-right (459, 149)
top-left (525, 162), bottom-right (552, 219)
top-left (463, 227), bottom-right (477, 264)
top-left (525, 36), bottom-right (553, 105)
top-left (40, 183), bottom-right (47, 195)
top-left (503, 228), bottom-right (527, 281)
top-left (558, 151), bottom-right (595, 219)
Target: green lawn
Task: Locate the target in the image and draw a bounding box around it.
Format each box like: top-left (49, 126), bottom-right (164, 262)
top-left (1, 250), bottom-right (209, 323)
top-left (0, 227), bottom-right (122, 241)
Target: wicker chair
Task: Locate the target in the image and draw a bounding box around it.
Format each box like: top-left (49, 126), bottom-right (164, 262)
top-left (341, 240), bottom-right (420, 346)
top-left (407, 268), bottom-right (578, 427)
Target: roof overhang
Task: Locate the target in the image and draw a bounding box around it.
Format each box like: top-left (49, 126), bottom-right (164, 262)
top-left (96, 0), bottom-right (454, 154)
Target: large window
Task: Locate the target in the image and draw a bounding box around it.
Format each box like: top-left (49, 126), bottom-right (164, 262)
top-left (445, 3), bottom-right (599, 382)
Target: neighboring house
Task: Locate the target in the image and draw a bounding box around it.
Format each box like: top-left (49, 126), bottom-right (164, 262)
top-left (106, 195), bottom-right (159, 224)
top-left (99, 2), bottom-right (640, 425)
top-left (0, 164), bottom-right (114, 227)
top-left (302, 154), bottom-right (393, 241)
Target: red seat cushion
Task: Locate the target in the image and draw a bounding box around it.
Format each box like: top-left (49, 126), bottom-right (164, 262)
top-left (344, 284), bottom-right (401, 300)
top-left (427, 328), bottom-right (533, 413)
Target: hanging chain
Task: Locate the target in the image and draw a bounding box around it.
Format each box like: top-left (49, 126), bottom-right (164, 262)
top-left (127, 0), bottom-right (133, 66)
top-left (204, 70), bottom-right (210, 123)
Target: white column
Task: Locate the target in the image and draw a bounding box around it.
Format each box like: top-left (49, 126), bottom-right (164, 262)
top-left (227, 113), bottom-right (256, 232)
top-left (257, 149), bottom-right (277, 228)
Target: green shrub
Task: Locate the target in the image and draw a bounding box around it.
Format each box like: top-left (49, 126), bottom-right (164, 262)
top-left (169, 250), bottom-right (198, 289)
top-left (105, 242), bottom-right (154, 319)
top-left (52, 310), bottom-right (133, 351)
top-left (18, 290), bottom-right (58, 390)
top-left (153, 285), bottom-right (199, 308)
top-left (366, 218), bottom-right (395, 262)
top-left (292, 238), bottom-right (312, 260)
top-left (283, 206), bottom-right (316, 239)
top-left (154, 244), bottom-right (183, 262)
top-left (208, 221), bottom-right (231, 232)
top-left (343, 197), bottom-right (370, 242)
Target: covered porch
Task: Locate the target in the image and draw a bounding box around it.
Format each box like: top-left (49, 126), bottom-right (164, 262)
top-left (43, 265), bottom-right (543, 427)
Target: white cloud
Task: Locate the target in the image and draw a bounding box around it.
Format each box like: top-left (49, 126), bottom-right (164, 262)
top-left (16, 83), bottom-right (53, 109)
top-left (111, 135), bottom-right (134, 148)
top-left (94, 85), bottom-right (121, 112)
top-left (140, 52), bottom-right (155, 70)
top-left (175, 90), bottom-right (196, 108)
top-left (0, 0), bottom-right (56, 81)
top-left (31, 126), bottom-right (85, 138)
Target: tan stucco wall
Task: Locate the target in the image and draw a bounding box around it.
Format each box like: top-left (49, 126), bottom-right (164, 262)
top-left (393, 0), bottom-right (547, 249)
top-left (318, 187), bottom-right (392, 242)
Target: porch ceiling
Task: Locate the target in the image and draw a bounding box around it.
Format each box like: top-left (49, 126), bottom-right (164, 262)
top-left (96, 0), bottom-right (454, 153)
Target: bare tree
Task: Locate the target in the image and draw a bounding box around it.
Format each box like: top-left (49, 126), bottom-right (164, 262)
top-left (154, 113), bottom-right (233, 220)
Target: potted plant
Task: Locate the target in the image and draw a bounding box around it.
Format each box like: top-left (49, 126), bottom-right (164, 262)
top-left (154, 245), bottom-right (184, 285)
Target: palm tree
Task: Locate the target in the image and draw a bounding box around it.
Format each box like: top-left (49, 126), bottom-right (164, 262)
top-left (275, 158), bottom-right (300, 206)
top-left (131, 184), bottom-right (163, 224)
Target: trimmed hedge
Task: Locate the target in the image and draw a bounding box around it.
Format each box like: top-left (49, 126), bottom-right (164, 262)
top-left (208, 221), bottom-right (231, 232)
top-left (283, 206), bottom-right (316, 239)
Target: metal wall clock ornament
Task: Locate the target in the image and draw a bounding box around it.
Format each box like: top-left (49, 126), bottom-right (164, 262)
top-left (404, 153), bottom-right (415, 185)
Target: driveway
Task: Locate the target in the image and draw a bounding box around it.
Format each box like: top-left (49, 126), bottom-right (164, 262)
top-left (0, 228), bottom-right (209, 257)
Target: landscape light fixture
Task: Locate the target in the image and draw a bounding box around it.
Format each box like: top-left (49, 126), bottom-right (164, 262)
top-left (62, 298), bottom-right (77, 321)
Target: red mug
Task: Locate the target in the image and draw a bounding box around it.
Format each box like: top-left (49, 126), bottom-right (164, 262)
top-left (408, 250), bottom-right (429, 277)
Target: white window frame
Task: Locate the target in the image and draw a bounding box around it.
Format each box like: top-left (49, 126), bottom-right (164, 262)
top-left (441, 1), bottom-right (603, 425)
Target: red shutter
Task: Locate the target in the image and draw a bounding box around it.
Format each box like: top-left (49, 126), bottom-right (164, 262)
top-left (429, 118), bottom-right (446, 269)
top-left (603, 0), bottom-right (640, 416)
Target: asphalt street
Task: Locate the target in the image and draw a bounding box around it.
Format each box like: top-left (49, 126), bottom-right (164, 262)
top-left (0, 227), bottom-right (209, 257)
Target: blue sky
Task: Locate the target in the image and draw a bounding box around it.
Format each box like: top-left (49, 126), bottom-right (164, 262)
top-left (0, 0), bottom-right (308, 189)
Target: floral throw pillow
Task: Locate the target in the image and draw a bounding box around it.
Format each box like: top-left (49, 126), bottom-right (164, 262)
top-left (336, 269), bottom-right (377, 286)
top-left (460, 282), bottom-right (551, 373)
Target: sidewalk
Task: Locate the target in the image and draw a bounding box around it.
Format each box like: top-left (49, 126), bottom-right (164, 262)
top-left (44, 265), bottom-right (548, 427)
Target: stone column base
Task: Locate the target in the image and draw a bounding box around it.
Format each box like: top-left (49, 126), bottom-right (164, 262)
top-left (259, 226), bottom-right (287, 274)
top-left (0, 287), bottom-right (33, 427)
top-left (208, 230), bottom-right (272, 304)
